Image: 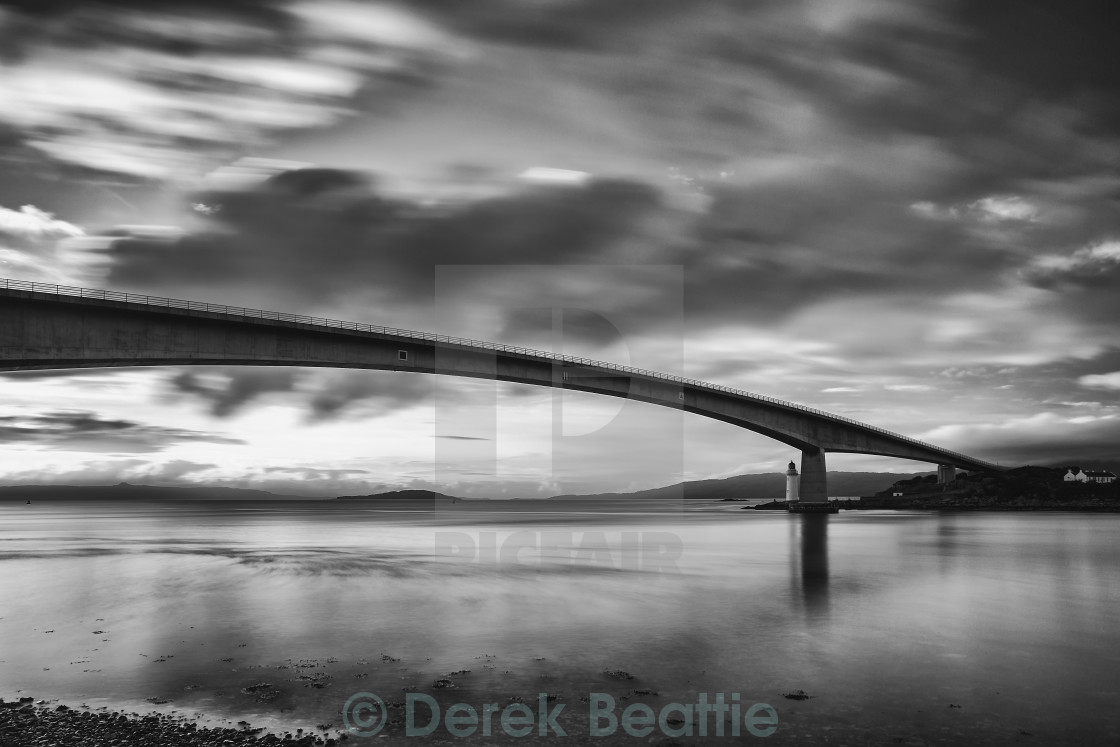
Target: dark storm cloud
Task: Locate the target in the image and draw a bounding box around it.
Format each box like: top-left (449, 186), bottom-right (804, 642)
top-left (306, 370), bottom-right (435, 421)
top-left (1020, 241), bottom-right (1120, 324)
top-left (929, 414), bottom-right (1120, 470)
top-left (939, 350), bottom-right (1120, 411)
top-left (103, 171), bottom-right (668, 311)
top-left (96, 148), bottom-right (1113, 361)
top-left (0, 0), bottom-right (292, 60)
top-left (0, 410), bottom-right (243, 452)
top-left (168, 368), bottom-right (300, 418)
top-left (407, 0), bottom-right (686, 50)
top-left (498, 308), bottom-right (626, 349)
top-left (964, 2), bottom-right (1120, 119)
top-left (1023, 242), bottom-right (1120, 291)
top-left (109, 161), bottom-right (957, 340)
top-left (163, 366), bottom-right (449, 422)
top-left (31, 0), bottom-right (1120, 342)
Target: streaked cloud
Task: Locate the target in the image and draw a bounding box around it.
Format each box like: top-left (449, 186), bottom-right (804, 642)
top-left (0, 1), bottom-right (458, 179)
top-left (0, 410), bottom-right (243, 453)
top-left (922, 412), bottom-right (1120, 467)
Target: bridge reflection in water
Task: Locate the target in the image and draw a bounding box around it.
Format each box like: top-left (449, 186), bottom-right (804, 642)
top-left (791, 513), bottom-right (830, 623)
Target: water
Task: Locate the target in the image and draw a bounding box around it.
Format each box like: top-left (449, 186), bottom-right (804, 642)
top-left (2, 498), bottom-right (1119, 744)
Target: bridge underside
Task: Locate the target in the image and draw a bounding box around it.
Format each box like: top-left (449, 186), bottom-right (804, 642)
top-left (0, 288), bottom-right (1001, 498)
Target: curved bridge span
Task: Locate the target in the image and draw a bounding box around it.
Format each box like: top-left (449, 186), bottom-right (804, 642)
top-left (0, 278), bottom-right (1003, 500)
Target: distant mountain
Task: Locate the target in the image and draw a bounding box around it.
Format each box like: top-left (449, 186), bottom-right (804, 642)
top-left (0, 483), bottom-right (310, 501)
top-left (1, 474), bottom-right (931, 503)
top-left (336, 489), bottom-right (460, 501)
top-left (548, 471), bottom-right (930, 501)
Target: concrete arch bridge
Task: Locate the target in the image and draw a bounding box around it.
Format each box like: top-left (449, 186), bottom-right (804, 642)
top-left (0, 278), bottom-right (1003, 501)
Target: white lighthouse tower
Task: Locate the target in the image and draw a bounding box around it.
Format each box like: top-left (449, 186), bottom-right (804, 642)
top-left (785, 460), bottom-right (800, 503)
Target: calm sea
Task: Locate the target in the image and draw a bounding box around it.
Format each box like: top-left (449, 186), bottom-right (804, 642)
top-left (2, 498), bottom-right (1119, 744)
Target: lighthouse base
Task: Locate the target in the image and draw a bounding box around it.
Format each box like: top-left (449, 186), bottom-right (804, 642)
top-left (787, 501), bottom-right (839, 514)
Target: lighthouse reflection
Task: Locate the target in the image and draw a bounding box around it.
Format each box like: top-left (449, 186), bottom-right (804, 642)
top-left (790, 513), bottom-right (830, 622)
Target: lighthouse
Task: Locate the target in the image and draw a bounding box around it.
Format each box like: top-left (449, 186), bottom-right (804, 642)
top-left (785, 460), bottom-right (800, 503)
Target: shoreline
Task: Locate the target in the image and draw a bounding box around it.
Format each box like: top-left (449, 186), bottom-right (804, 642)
top-left (751, 499), bottom-right (1120, 512)
top-left (1, 697), bottom-right (332, 746)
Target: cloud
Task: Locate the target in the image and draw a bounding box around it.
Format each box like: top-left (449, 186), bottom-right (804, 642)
top-left (405, 0), bottom-right (687, 51)
top-left (0, 1), bottom-right (459, 179)
top-left (4, 1), bottom-right (1120, 492)
top-left (46, 0), bottom-right (1120, 358)
top-left (263, 466), bottom-right (371, 479)
top-left (140, 459), bottom-right (220, 482)
top-left (163, 366), bottom-right (444, 422)
top-left (0, 410), bottom-right (243, 452)
top-left (911, 195), bottom-right (1040, 224)
top-left (1020, 241), bottom-right (1120, 327)
top-left (922, 412), bottom-right (1120, 467)
top-left (1078, 372), bottom-right (1120, 391)
top-left (1027, 241), bottom-right (1120, 284)
top-left (99, 169), bottom-right (671, 316)
top-left (0, 458), bottom-right (219, 486)
top-left (306, 370), bottom-right (435, 421)
top-left (0, 204), bottom-right (83, 250)
top-left (167, 368), bottom-right (300, 418)
top-left (970, 196), bottom-right (1039, 222)
top-left (0, 203), bottom-right (86, 282)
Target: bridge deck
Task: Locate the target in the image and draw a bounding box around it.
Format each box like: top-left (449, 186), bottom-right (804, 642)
top-left (0, 277), bottom-right (1003, 472)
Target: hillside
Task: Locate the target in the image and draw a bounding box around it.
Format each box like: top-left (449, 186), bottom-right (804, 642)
top-left (0, 483), bottom-right (308, 501)
top-left (549, 471), bottom-right (926, 501)
top-left (336, 489), bottom-right (460, 501)
top-left (856, 466), bottom-right (1120, 509)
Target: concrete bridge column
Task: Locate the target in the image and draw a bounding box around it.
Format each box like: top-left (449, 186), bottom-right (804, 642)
top-left (800, 448), bottom-right (827, 502)
top-left (937, 464), bottom-right (957, 484)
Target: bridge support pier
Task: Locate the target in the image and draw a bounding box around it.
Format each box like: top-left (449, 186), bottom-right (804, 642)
top-left (800, 448), bottom-right (827, 502)
top-left (937, 464), bottom-right (957, 484)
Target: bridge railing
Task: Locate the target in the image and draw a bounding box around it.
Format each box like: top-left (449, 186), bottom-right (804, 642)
top-left (0, 277), bottom-right (995, 470)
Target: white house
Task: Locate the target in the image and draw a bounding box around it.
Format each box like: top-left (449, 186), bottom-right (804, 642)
top-left (1064, 467), bottom-right (1117, 484)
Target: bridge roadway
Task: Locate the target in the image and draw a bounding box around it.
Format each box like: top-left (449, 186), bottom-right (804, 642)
top-left (0, 278), bottom-right (1004, 501)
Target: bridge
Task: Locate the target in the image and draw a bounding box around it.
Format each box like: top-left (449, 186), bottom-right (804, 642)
top-left (0, 278), bottom-right (1004, 500)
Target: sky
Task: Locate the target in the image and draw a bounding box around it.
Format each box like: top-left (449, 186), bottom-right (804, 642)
top-left (1, 0), bottom-right (1119, 497)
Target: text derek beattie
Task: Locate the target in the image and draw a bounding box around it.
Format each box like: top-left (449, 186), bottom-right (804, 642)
top-left (342, 691), bottom-right (778, 739)
top-left (434, 530), bottom-right (683, 573)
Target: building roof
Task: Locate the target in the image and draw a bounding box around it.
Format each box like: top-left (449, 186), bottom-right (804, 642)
top-left (1084, 470), bottom-right (1116, 478)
